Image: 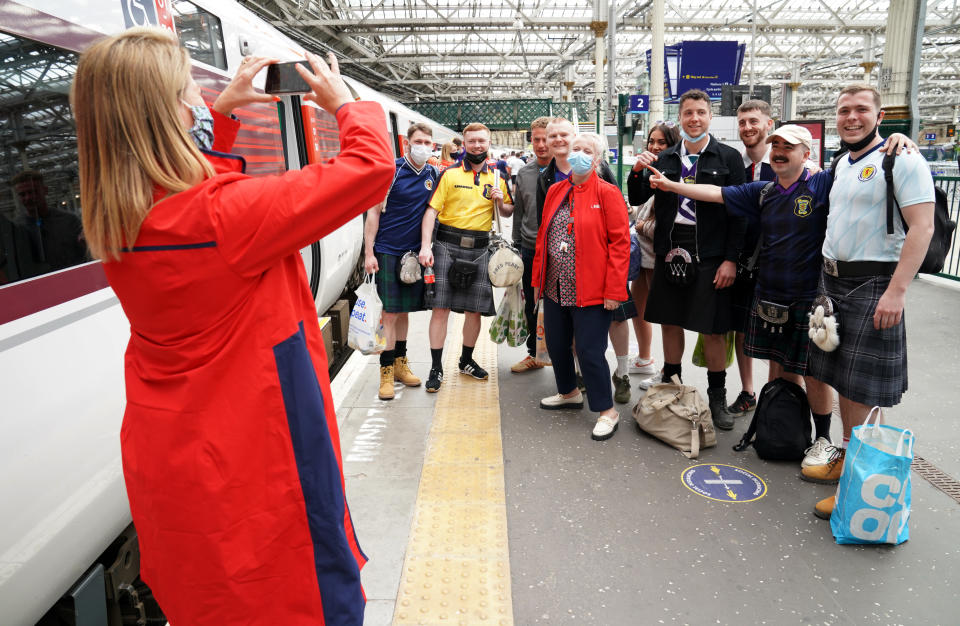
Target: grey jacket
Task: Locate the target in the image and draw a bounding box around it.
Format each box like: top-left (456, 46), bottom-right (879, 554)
top-left (511, 160), bottom-right (544, 251)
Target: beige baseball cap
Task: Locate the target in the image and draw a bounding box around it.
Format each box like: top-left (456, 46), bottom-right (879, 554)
top-left (765, 124), bottom-right (813, 151)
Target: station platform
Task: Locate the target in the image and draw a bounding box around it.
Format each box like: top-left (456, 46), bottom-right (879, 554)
top-left (331, 276), bottom-right (960, 626)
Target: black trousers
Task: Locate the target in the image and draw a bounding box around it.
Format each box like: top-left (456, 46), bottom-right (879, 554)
top-left (543, 296), bottom-right (614, 412)
top-left (521, 247), bottom-right (537, 356)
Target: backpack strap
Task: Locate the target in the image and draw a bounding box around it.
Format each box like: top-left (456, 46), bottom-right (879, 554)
top-left (732, 410), bottom-right (758, 451)
top-left (741, 181), bottom-right (778, 272)
top-left (829, 150), bottom-right (847, 180)
top-left (882, 152), bottom-right (899, 235)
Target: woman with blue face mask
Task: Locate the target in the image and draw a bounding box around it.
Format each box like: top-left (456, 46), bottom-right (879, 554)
top-left (530, 133), bottom-right (631, 441)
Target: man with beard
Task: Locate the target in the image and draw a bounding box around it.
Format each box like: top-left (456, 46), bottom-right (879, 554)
top-left (419, 122), bottom-right (513, 393)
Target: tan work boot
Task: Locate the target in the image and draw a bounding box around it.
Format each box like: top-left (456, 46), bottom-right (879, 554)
top-left (800, 447), bottom-right (845, 484)
top-left (813, 495), bottom-right (836, 520)
top-left (378, 365), bottom-right (395, 400)
top-left (393, 356), bottom-right (421, 387)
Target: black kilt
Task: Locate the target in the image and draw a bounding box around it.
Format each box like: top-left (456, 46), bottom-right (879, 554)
top-left (375, 252), bottom-right (425, 313)
top-left (744, 295), bottom-right (813, 375)
top-left (730, 272), bottom-right (757, 334)
top-left (644, 255), bottom-right (733, 334)
top-left (431, 237), bottom-right (495, 316)
top-left (807, 273), bottom-right (907, 407)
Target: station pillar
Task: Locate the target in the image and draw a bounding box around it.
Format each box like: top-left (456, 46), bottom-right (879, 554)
top-left (879, 0), bottom-right (926, 138)
top-left (648, 0), bottom-right (665, 128)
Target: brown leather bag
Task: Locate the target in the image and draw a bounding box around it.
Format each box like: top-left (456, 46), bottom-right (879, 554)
top-left (633, 376), bottom-right (716, 459)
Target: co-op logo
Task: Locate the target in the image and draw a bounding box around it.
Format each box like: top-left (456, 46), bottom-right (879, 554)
top-left (121, 0), bottom-right (176, 32)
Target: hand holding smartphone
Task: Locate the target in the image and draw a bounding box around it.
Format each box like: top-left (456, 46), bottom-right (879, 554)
top-left (264, 61), bottom-right (311, 94)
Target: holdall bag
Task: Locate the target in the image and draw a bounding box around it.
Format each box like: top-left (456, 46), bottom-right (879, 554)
top-left (634, 375), bottom-right (716, 459)
top-left (832, 407), bottom-right (914, 545)
top-left (733, 378), bottom-right (811, 461)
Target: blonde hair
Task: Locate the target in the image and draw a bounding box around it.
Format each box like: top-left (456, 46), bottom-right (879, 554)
top-left (440, 142), bottom-right (457, 162)
top-left (72, 27), bottom-right (215, 261)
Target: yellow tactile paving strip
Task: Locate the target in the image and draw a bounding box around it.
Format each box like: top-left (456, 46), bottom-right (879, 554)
top-left (393, 316), bottom-right (513, 625)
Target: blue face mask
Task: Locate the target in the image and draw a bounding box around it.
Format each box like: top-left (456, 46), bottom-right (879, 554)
top-left (182, 100), bottom-right (214, 151)
top-left (679, 127), bottom-right (708, 144)
top-left (568, 150), bottom-right (595, 175)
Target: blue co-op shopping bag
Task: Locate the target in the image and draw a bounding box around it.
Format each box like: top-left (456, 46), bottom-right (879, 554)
top-left (831, 408), bottom-right (914, 545)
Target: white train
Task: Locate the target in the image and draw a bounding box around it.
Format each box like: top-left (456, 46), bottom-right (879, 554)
top-left (0, 1), bottom-right (455, 623)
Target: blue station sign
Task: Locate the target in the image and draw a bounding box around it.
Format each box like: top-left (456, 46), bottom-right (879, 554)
top-left (681, 464), bottom-right (767, 503)
top-left (628, 95), bottom-right (649, 113)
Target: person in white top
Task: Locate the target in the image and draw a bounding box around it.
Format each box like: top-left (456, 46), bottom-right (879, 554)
top-left (804, 84), bottom-right (936, 520)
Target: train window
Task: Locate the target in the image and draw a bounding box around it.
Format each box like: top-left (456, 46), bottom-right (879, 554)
top-left (0, 32), bottom-right (89, 286)
top-left (172, 0), bottom-right (227, 70)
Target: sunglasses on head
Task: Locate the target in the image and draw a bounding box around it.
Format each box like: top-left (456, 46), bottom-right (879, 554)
top-left (653, 120), bottom-right (677, 128)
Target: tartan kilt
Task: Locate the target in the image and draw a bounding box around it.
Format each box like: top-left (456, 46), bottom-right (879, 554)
top-left (431, 239), bottom-right (495, 315)
top-left (807, 273), bottom-right (908, 407)
top-left (744, 295), bottom-right (813, 375)
top-left (730, 273), bottom-right (757, 334)
top-left (375, 252), bottom-right (425, 313)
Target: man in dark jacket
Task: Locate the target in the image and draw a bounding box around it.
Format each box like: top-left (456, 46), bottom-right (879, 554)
top-left (628, 89), bottom-right (746, 429)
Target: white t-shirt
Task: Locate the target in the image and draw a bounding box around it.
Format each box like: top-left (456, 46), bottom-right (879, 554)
top-left (507, 156), bottom-right (525, 175)
top-left (823, 142), bottom-right (935, 262)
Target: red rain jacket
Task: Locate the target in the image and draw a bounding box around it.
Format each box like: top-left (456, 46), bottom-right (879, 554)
top-left (103, 102), bottom-right (394, 625)
top-left (531, 172), bottom-right (630, 306)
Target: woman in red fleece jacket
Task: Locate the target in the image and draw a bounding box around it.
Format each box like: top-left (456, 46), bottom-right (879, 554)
top-left (531, 132), bottom-right (630, 441)
top-left (72, 28), bottom-right (394, 625)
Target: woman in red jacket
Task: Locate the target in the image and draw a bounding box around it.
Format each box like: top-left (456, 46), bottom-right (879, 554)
top-left (72, 28), bottom-right (394, 625)
top-left (531, 132), bottom-right (630, 440)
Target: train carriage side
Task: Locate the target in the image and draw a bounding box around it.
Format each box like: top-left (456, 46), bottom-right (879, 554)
top-left (0, 0), bottom-right (453, 623)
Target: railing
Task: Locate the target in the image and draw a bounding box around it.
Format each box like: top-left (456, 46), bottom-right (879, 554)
top-left (406, 99), bottom-right (591, 132)
top-left (935, 176), bottom-right (960, 281)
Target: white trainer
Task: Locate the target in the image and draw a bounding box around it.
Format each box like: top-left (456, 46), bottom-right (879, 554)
top-left (637, 371), bottom-right (662, 390)
top-left (802, 437), bottom-right (836, 468)
top-left (540, 391), bottom-right (584, 410)
top-left (591, 412), bottom-right (620, 441)
top-left (629, 355), bottom-right (658, 375)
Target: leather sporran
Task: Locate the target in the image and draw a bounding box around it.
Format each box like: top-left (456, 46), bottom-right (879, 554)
top-left (664, 247), bottom-right (697, 286)
top-left (756, 300), bottom-right (790, 334)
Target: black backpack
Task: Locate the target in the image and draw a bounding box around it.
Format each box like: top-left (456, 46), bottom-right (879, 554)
top-left (733, 379), bottom-right (811, 461)
top-left (830, 149), bottom-right (956, 274)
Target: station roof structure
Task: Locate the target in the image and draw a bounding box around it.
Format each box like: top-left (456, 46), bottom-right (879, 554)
top-left (236, 0), bottom-right (960, 120)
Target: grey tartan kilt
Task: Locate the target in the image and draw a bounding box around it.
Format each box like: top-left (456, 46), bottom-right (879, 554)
top-left (807, 272), bottom-right (907, 407)
top-left (431, 239), bottom-right (495, 316)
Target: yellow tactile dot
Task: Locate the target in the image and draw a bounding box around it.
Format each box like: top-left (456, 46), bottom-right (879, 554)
top-left (430, 405), bottom-right (501, 432)
top-left (425, 432), bottom-right (502, 465)
top-left (393, 557), bottom-right (511, 625)
top-left (393, 316), bottom-right (513, 625)
top-left (417, 464), bottom-right (505, 502)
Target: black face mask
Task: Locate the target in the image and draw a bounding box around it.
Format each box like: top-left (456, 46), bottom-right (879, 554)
top-left (465, 151), bottom-right (487, 164)
top-left (840, 123), bottom-right (880, 152)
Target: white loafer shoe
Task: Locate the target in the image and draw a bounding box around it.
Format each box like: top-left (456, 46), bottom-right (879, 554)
top-left (540, 391), bottom-right (584, 410)
top-left (591, 412), bottom-right (620, 441)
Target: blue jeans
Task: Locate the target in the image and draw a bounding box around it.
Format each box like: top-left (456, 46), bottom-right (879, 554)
top-left (543, 296), bottom-right (614, 412)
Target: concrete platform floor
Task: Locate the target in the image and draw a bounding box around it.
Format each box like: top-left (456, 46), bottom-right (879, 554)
top-left (336, 275), bottom-right (960, 626)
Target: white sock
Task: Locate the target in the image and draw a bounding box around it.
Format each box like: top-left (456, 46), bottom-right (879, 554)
top-left (616, 355), bottom-right (630, 378)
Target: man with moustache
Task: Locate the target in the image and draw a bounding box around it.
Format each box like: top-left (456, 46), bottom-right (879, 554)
top-left (510, 116), bottom-right (553, 372)
top-left (632, 89), bottom-right (746, 429)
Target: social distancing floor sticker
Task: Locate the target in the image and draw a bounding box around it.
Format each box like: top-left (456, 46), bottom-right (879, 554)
top-left (681, 463), bottom-right (767, 503)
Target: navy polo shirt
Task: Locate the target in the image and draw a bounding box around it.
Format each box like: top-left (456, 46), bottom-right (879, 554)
top-left (374, 157), bottom-right (439, 255)
top-left (721, 170), bottom-right (832, 301)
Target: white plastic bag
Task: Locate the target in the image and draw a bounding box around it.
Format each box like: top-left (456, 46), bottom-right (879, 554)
top-left (347, 274), bottom-right (385, 355)
top-left (489, 283), bottom-right (529, 346)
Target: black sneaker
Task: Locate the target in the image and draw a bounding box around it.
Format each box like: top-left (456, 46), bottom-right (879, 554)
top-left (458, 359), bottom-right (489, 380)
top-left (727, 391), bottom-right (757, 417)
top-left (425, 368), bottom-right (443, 393)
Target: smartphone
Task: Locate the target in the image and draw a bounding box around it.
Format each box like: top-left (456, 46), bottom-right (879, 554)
top-left (264, 61), bottom-right (311, 95)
